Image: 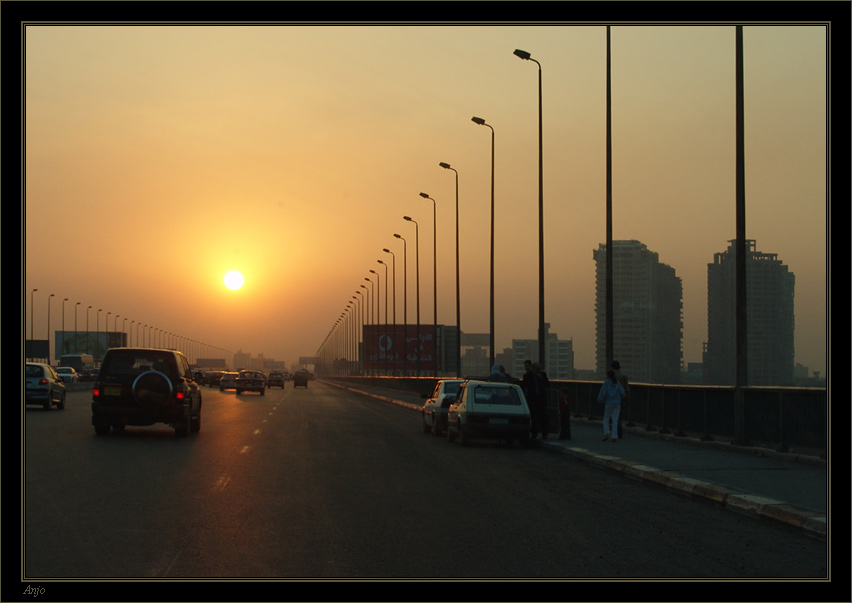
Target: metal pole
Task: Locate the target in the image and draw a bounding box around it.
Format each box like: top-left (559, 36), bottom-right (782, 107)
top-left (606, 26), bottom-right (614, 372)
top-left (734, 25), bottom-right (749, 443)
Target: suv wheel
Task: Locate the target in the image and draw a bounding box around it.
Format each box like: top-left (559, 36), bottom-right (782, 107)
top-left (94, 423), bottom-right (111, 436)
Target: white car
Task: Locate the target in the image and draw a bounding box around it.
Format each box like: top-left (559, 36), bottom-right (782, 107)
top-left (218, 372), bottom-right (239, 392)
top-left (55, 366), bottom-right (79, 383)
top-left (447, 381), bottom-right (531, 447)
top-left (421, 379), bottom-right (463, 437)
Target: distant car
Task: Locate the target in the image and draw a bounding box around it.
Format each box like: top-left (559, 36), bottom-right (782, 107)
top-left (91, 347), bottom-right (202, 437)
top-left (25, 363), bottom-right (66, 410)
top-left (267, 373), bottom-right (285, 388)
top-left (204, 371), bottom-right (224, 387)
top-left (292, 370), bottom-right (309, 388)
top-left (219, 372), bottom-right (239, 391)
top-left (421, 379), bottom-right (463, 437)
top-left (235, 370), bottom-right (266, 395)
top-left (447, 380), bottom-right (531, 447)
top-left (55, 366), bottom-right (79, 383)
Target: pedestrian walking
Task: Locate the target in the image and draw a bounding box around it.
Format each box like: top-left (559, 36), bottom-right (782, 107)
top-left (598, 369), bottom-right (625, 442)
top-left (611, 360), bottom-right (630, 439)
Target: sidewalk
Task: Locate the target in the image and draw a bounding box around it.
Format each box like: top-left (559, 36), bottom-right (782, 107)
top-left (328, 381), bottom-right (827, 540)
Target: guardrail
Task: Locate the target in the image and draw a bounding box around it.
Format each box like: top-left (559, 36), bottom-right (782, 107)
top-left (322, 376), bottom-right (827, 457)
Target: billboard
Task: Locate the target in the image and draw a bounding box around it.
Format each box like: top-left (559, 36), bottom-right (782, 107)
top-left (55, 331), bottom-right (127, 362)
top-left (363, 324), bottom-right (440, 372)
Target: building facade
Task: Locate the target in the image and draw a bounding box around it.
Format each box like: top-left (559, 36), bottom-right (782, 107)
top-left (703, 240), bottom-right (795, 386)
top-left (510, 323), bottom-right (575, 380)
top-left (594, 240), bottom-right (683, 384)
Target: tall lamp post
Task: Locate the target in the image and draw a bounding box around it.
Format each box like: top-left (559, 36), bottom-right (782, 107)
top-left (394, 233), bottom-right (408, 374)
top-left (377, 260), bottom-right (389, 374)
top-left (472, 116), bottom-right (495, 368)
top-left (514, 48), bottom-right (546, 369)
top-left (75, 302), bottom-right (81, 353)
top-left (62, 298), bottom-right (69, 356)
top-left (419, 192), bottom-right (438, 377)
top-left (404, 216), bottom-right (421, 375)
top-left (439, 161), bottom-right (461, 377)
top-left (382, 248), bottom-right (397, 374)
top-left (30, 289), bottom-right (38, 345)
top-left (87, 306), bottom-right (92, 354)
top-left (47, 293), bottom-right (55, 363)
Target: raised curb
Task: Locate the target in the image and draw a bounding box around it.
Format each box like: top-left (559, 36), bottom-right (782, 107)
top-left (543, 442), bottom-right (826, 540)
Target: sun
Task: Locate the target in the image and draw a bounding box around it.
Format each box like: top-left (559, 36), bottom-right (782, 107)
top-left (224, 271), bottom-right (245, 290)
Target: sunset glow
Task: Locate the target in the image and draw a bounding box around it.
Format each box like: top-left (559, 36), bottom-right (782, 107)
top-left (23, 23), bottom-right (829, 377)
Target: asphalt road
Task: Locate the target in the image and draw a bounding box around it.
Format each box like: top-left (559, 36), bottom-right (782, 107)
top-left (22, 381), bottom-right (826, 585)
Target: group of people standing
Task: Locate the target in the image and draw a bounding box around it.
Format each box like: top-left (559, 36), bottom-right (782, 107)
top-left (488, 359), bottom-right (550, 440)
top-left (487, 359), bottom-right (630, 443)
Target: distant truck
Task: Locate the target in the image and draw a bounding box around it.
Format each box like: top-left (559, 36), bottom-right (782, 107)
top-left (59, 354), bottom-right (96, 379)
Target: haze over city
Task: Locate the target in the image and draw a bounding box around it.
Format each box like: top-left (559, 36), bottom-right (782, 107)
top-left (23, 23), bottom-right (828, 378)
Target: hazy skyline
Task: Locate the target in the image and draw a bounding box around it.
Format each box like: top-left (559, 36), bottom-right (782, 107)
top-left (23, 23), bottom-right (828, 377)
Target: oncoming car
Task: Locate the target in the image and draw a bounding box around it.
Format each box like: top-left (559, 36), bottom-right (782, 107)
top-left (91, 347), bottom-right (202, 437)
top-left (421, 379), bottom-right (463, 437)
top-left (446, 381), bottom-right (531, 447)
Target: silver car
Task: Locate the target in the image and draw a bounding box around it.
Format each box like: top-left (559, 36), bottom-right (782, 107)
top-left (56, 366), bottom-right (79, 383)
top-left (25, 363), bottom-right (67, 410)
top-left (421, 379), bottom-right (463, 437)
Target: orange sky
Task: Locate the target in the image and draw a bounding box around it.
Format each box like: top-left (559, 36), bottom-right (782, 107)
top-left (23, 23), bottom-right (829, 376)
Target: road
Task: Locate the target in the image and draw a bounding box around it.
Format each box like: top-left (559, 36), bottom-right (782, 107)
top-left (23, 381), bottom-right (826, 583)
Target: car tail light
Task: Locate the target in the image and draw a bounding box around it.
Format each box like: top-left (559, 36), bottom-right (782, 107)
top-left (92, 382), bottom-right (100, 397)
top-left (38, 378), bottom-right (48, 385)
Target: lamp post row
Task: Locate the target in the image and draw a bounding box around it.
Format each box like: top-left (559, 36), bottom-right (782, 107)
top-left (322, 47), bottom-right (545, 377)
top-left (28, 289), bottom-right (229, 366)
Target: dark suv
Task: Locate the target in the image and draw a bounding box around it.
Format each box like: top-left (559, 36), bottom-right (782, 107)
top-left (92, 348), bottom-right (202, 437)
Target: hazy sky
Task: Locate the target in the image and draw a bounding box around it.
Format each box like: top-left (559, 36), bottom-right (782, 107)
top-left (23, 23), bottom-right (828, 375)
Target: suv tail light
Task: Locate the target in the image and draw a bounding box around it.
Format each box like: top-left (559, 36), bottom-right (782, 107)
top-left (92, 381), bottom-right (101, 397)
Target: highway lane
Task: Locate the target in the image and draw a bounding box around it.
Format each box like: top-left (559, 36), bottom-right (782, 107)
top-left (23, 381), bottom-right (826, 582)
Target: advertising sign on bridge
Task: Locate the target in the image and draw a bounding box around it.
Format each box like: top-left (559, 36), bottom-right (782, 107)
top-left (363, 324), bottom-right (441, 372)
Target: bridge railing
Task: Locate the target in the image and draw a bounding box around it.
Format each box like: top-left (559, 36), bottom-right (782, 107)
top-left (323, 376), bottom-right (827, 456)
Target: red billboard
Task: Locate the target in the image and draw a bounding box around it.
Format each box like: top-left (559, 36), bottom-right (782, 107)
top-left (363, 324), bottom-right (440, 372)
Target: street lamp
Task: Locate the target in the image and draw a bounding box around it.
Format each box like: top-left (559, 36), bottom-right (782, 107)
top-left (382, 249), bottom-right (396, 325)
top-left (393, 233), bottom-right (408, 374)
top-left (96, 308), bottom-right (102, 360)
top-left (404, 216), bottom-right (421, 374)
top-left (364, 276), bottom-right (376, 325)
top-left (472, 115), bottom-right (496, 368)
top-left (30, 289), bottom-right (38, 343)
top-left (377, 260), bottom-right (389, 375)
top-left (420, 192), bottom-right (438, 377)
top-left (86, 306), bottom-right (92, 354)
top-left (47, 293), bottom-right (55, 363)
top-left (62, 298), bottom-right (69, 356)
top-left (75, 302), bottom-right (81, 353)
top-left (440, 161), bottom-right (461, 377)
top-left (514, 48), bottom-right (546, 368)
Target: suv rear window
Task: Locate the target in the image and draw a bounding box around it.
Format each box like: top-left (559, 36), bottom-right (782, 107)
top-left (473, 385), bottom-right (522, 405)
top-left (100, 351), bottom-right (179, 381)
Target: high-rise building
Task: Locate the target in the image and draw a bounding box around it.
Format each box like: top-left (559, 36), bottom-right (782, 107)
top-left (594, 240), bottom-right (683, 384)
top-left (510, 323), bottom-right (575, 379)
top-left (704, 240), bottom-right (795, 386)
